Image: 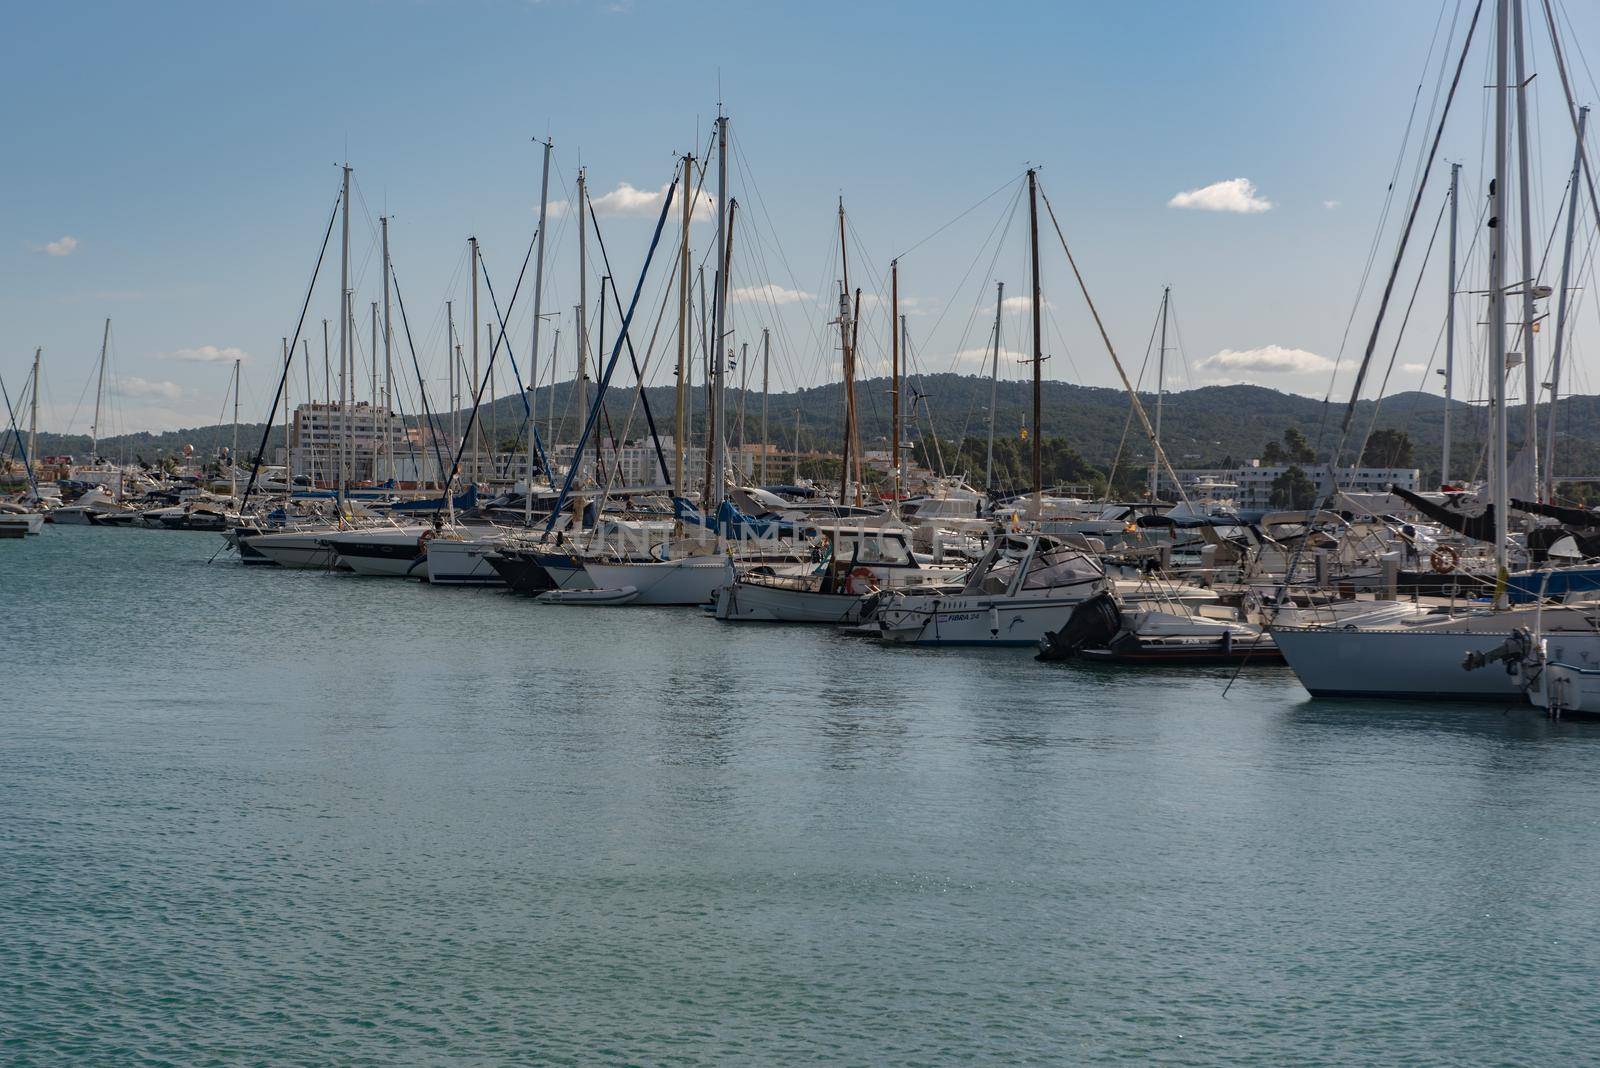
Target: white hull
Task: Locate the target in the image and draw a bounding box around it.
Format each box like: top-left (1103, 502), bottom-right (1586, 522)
top-left (878, 593), bottom-right (1090, 646)
top-left (424, 537), bottom-right (507, 586)
top-left (713, 581), bottom-right (866, 624)
top-left (47, 508), bottom-right (98, 526)
top-left (324, 527), bottom-right (431, 577)
top-left (242, 531), bottom-right (342, 570)
top-left (0, 513), bottom-right (46, 535)
top-left (581, 556), bottom-right (738, 606)
top-left (1273, 625), bottom-right (1527, 700)
top-left (1527, 634), bottom-right (1600, 713)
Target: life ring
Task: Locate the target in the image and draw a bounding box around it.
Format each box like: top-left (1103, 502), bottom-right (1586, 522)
top-left (418, 528), bottom-right (437, 553)
top-left (845, 566), bottom-right (878, 595)
top-left (1430, 545), bottom-right (1459, 575)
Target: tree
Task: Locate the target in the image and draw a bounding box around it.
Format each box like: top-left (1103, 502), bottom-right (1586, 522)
top-left (1261, 440), bottom-right (1286, 465)
top-left (1361, 428), bottom-right (1414, 468)
top-left (1283, 426), bottom-right (1316, 464)
top-left (1269, 464), bottom-right (1317, 509)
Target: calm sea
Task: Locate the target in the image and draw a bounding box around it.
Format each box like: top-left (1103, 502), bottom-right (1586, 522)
top-left (4, 526), bottom-right (1599, 1064)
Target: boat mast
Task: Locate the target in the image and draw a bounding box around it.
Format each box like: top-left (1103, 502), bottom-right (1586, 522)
top-left (371, 301), bottom-right (379, 481)
top-left (1443, 163), bottom-right (1459, 488)
top-left (576, 168), bottom-right (588, 487)
top-left (469, 235), bottom-right (480, 490)
top-left (1510, 0), bottom-right (1540, 496)
top-left (337, 163), bottom-right (351, 519)
top-left (985, 280), bottom-right (1003, 494)
top-left (1543, 105), bottom-right (1588, 502)
top-left (710, 114), bottom-right (730, 509)
top-left (231, 357), bottom-right (240, 499)
top-left (760, 327), bottom-right (770, 485)
top-left (675, 152), bottom-right (692, 499)
top-left (1151, 286), bottom-right (1169, 501)
top-left (527, 136), bottom-right (552, 522)
top-left (836, 198), bottom-right (854, 507)
top-left (282, 338), bottom-right (292, 497)
top-left (548, 325), bottom-right (559, 456)
top-left (1489, 0), bottom-right (1511, 606)
top-left (891, 258), bottom-right (901, 505)
top-left (1027, 167), bottom-right (1043, 517)
top-left (899, 314), bottom-right (910, 493)
top-left (90, 317), bottom-right (110, 460)
top-left (381, 215), bottom-right (393, 485)
top-left (29, 348), bottom-right (40, 485)
top-left (446, 301), bottom-right (456, 486)
top-left (793, 407), bottom-right (801, 483)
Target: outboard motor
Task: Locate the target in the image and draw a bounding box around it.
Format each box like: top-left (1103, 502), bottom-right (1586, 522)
top-left (1037, 592), bottom-right (1122, 661)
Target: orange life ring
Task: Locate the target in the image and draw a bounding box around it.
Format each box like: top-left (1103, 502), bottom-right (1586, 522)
top-left (846, 566), bottom-right (878, 595)
top-left (418, 528), bottom-right (437, 552)
top-left (1430, 545), bottom-right (1459, 575)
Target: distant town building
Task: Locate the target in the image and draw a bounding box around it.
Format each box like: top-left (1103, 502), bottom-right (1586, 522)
top-left (1160, 460), bottom-right (1420, 510)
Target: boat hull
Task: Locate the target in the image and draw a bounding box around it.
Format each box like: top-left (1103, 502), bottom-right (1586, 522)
top-left (425, 538), bottom-right (507, 587)
top-left (1272, 625), bottom-right (1526, 700)
top-left (713, 581), bottom-right (866, 624)
top-left (582, 556), bottom-right (736, 606)
top-left (241, 532), bottom-right (343, 570)
top-left (878, 594), bottom-right (1090, 647)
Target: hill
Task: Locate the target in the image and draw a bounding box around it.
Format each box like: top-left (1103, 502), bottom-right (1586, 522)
top-left (18, 376), bottom-right (1600, 489)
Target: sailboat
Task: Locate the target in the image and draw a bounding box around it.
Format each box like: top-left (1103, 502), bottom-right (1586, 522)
top-left (1273, 0), bottom-right (1600, 701)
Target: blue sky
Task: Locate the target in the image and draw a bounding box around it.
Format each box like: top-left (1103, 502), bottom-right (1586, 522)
top-left (7, 0), bottom-right (1600, 435)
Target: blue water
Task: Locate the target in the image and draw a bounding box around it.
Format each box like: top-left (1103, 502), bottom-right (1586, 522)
top-left (4, 526), bottom-right (1599, 1065)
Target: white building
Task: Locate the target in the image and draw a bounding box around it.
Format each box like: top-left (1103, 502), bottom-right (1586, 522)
top-left (1163, 462), bottom-right (1420, 510)
top-left (284, 402), bottom-right (412, 483)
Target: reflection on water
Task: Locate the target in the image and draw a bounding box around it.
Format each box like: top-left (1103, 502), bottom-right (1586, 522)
top-left (3, 527), bottom-right (1600, 1064)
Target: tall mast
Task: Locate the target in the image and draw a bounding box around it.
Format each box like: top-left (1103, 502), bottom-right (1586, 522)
top-left (793, 407), bottom-right (801, 483)
top-left (527, 136), bottom-right (552, 521)
top-left (891, 258), bottom-right (901, 505)
top-left (548, 325), bottom-right (560, 454)
top-left (230, 357), bottom-right (241, 499)
top-left (1544, 105), bottom-right (1588, 502)
top-left (1027, 167), bottom-right (1043, 515)
top-left (836, 198), bottom-right (854, 507)
top-left (760, 327), bottom-right (770, 485)
top-left (1489, 0), bottom-right (1511, 606)
top-left (371, 301), bottom-right (379, 481)
top-left (282, 338), bottom-right (292, 494)
top-left (322, 319), bottom-right (331, 404)
top-left (469, 235), bottom-right (480, 488)
top-left (676, 153), bottom-right (693, 496)
top-left (91, 317), bottom-right (110, 459)
top-left (1443, 163), bottom-right (1460, 488)
top-left (710, 114), bottom-right (730, 508)
top-left (1151, 286), bottom-right (1169, 500)
top-left (737, 341), bottom-right (748, 454)
top-left (1511, 0), bottom-right (1540, 494)
top-left (899, 314), bottom-right (910, 493)
top-left (985, 281), bottom-right (1003, 494)
top-left (446, 300), bottom-right (456, 480)
top-left (576, 168), bottom-right (588, 485)
top-left (337, 162), bottom-right (351, 518)
top-left (381, 216), bottom-right (393, 484)
top-left (29, 348), bottom-right (40, 484)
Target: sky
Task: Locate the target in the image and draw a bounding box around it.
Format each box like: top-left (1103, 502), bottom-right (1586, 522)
top-left (7, 0), bottom-right (1600, 437)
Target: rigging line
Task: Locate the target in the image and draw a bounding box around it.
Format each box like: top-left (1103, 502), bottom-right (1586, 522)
top-left (932, 184), bottom-right (1027, 377)
top-left (1035, 179), bottom-right (1192, 512)
top-left (389, 265), bottom-right (452, 483)
top-left (1540, 0), bottom-right (1600, 276)
top-left (587, 200), bottom-right (674, 488)
top-left (1315, 0), bottom-right (1464, 455)
top-left (893, 170), bottom-right (1029, 263)
top-left (1101, 296), bottom-right (1168, 504)
top-left (728, 132), bottom-right (826, 361)
top-left (241, 189), bottom-right (341, 510)
top-left (543, 167), bottom-right (681, 533)
top-left (1358, 192), bottom-right (1451, 461)
top-left (1338, 0), bottom-right (1484, 447)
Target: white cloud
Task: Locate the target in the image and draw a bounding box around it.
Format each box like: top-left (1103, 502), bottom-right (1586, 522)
top-left (993, 294), bottom-right (1049, 314)
top-left (1168, 178), bottom-right (1273, 214)
top-left (948, 345), bottom-right (1030, 373)
top-left (1198, 345), bottom-right (1333, 375)
top-left (115, 377), bottom-right (185, 401)
top-left (1323, 200), bottom-right (1341, 210)
top-left (545, 183), bottom-right (714, 221)
top-left (730, 284), bottom-right (814, 306)
top-left (1401, 362), bottom-right (1428, 374)
top-left (37, 235), bottom-right (79, 256)
top-left (165, 344), bottom-right (250, 365)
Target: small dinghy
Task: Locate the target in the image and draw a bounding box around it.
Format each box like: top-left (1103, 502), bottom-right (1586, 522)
top-left (535, 585), bottom-right (639, 606)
